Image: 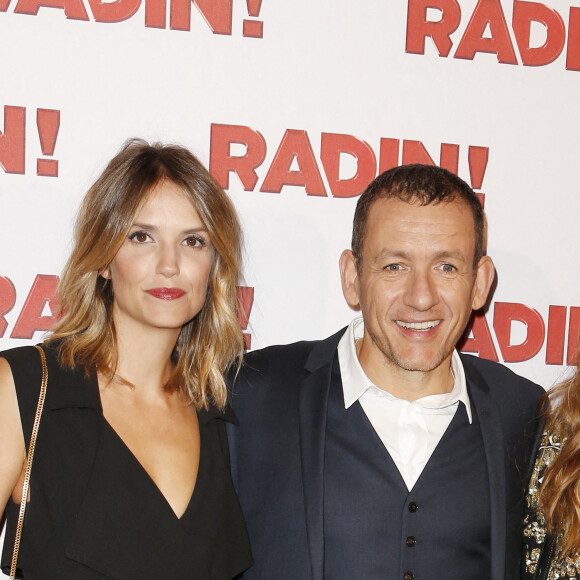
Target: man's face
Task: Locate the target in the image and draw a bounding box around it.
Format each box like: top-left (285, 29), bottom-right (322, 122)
top-left (341, 197), bottom-right (494, 378)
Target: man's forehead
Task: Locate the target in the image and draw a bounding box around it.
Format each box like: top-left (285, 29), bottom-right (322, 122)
top-left (369, 195), bottom-right (473, 220)
top-left (363, 197), bottom-right (477, 253)
top-left (368, 193), bottom-right (469, 213)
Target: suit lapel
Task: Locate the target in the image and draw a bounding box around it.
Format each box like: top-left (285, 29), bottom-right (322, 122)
top-left (466, 365), bottom-right (506, 580)
top-left (299, 329), bottom-right (345, 580)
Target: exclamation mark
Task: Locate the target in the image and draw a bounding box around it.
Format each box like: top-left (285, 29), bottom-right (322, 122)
top-left (468, 145), bottom-right (488, 207)
top-left (243, 0), bottom-right (263, 38)
top-left (237, 286), bottom-right (255, 349)
top-left (37, 109), bottom-right (60, 177)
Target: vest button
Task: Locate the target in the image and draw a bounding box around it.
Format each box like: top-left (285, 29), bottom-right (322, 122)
top-left (406, 535), bottom-right (416, 547)
top-left (404, 572), bottom-right (414, 580)
top-left (408, 501), bottom-right (418, 512)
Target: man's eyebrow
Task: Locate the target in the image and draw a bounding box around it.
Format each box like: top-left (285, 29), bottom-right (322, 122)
top-left (373, 249), bottom-right (468, 261)
top-left (431, 250), bottom-right (468, 261)
top-left (373, 249), bottom-right (410, 261)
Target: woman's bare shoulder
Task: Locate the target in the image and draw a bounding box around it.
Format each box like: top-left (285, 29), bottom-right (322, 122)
top-left (0, 356), bottom-right (26, 512)
top-left (0, 355), bottom-right (19, 405)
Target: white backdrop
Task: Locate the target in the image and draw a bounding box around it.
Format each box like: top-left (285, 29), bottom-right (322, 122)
top-left (2, 0), bottom-right (579, 570)
top-left (2, 0), bottom-right (579, 381)
top-left (0, 0), bottom-right (578, 446)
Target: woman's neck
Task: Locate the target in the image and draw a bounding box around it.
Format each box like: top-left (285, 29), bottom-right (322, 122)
top-left (112, 326), bottom-right (180, 396)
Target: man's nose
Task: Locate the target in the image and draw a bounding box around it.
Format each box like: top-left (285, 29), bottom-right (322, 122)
top-left (402, 269), bottom-right (439, 311)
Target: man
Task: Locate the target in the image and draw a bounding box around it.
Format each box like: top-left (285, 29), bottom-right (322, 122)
top-left (228, 164), bottom-right (543, 580)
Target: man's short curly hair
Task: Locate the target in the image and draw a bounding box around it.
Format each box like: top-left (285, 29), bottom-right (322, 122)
top-left (351, 164), bottom-right (485, 271)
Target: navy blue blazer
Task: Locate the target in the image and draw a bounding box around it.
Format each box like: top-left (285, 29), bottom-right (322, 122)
top-left (228, 328), bottom-right (544, 580)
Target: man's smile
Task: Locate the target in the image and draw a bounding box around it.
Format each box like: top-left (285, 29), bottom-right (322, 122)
top-left (395, 320), bottom-right (442, 331)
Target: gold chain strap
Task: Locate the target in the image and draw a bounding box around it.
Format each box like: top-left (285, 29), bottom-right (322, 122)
top-left (10, 345), bottom-right (48, 580)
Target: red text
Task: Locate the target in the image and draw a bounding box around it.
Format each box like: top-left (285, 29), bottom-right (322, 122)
top-left (406, 0), bottom-right (580, 71)
top-left (460, 302), bottom-right (579, 365)
top-left (0, 0), bottom-right (264, 37)
top-left (209, 123), bottom-right (488, 203)
top-left (0, 274), bottom-right (254, 345)
top-left (0, 105), bottom-right (61, 177)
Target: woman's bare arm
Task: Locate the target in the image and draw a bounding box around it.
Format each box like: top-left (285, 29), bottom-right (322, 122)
top-left (0, 357), bottom-right (26, 513)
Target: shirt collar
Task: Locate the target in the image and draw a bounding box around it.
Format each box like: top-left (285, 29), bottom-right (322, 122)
top-left (337, 316), bottom-right (472, 423)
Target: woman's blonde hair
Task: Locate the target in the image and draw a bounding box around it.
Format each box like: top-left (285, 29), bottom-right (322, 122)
top-left (48, 138), bottom-right (244, 410)
top-left (539, 349), bottom-right (580, 556)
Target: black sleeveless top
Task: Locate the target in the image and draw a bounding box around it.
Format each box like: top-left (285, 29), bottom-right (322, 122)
top-left (1, 344), bottom-right (253, 579)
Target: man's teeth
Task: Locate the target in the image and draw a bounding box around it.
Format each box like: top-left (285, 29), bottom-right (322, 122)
top-left (396, 320), bottom-right (441, 330)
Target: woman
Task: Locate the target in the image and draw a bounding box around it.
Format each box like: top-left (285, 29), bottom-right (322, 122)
top-left (0, 139), bottom-right (252, 578)
top-left (523, 352), bottom-right (580, 579)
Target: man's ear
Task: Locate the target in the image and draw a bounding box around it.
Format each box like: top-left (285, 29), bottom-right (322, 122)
top-left (339, 250), bottom-right (361, 309)
top-left (471, 255), bottom-right (495, 310)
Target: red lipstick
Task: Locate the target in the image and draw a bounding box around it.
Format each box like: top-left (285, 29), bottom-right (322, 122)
top-left (146, 288), bottom-right (185, 300)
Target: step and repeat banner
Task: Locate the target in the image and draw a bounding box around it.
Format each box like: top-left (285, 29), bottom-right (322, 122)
top-left (1, 0), bottom-right (579, 397)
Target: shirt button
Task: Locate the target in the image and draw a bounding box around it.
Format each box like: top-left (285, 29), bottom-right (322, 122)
top-left (404, 572), bottom-right (414, 580)
top-left (408, 501), bottom-right (418, 512)
top-left (406, 536), bottom-right (416, 547)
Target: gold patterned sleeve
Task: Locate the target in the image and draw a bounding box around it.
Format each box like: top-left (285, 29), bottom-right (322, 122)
top-left (521, 431), bottom-right (580, 580)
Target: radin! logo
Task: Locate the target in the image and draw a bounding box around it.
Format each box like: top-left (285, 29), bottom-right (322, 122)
top-left (461, 304), bottom-right (578, 366)
top-left (209, 123), bottom-right (489, 204)
top-left (0, 0), bottom-right (265, 38)
top-left (0, 106), bottom-right (60, 177)
top-left (406, 0), bottom-right (580, 71)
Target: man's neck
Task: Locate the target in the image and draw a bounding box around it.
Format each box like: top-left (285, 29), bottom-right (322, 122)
top-left (356, 339), bottom-right (455, 402)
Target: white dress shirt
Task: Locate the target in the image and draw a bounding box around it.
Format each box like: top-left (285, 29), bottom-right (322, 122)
top-left (337, 316), bottom-right (472, 491)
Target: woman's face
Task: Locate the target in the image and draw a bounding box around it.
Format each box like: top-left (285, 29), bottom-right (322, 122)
top-left (102, 180), bottom-right (213, 340)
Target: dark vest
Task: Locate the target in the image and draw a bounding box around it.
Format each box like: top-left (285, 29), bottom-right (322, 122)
top-left (323, 355), bottom-right (491, 579)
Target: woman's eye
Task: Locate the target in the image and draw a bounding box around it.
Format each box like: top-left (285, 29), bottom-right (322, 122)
top-left (184, 235), bottom-right (206, 248)
top-left (129, 231), bottom-right (151, 243)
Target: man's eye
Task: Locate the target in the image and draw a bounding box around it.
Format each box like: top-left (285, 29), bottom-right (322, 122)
top-left (441, 263), bottom-right (456, 272)
top-left (384, 264), bottom-right (402, 272)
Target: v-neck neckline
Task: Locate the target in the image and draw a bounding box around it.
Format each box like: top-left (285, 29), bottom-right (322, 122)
top-left (92, 366), bottom-right (201, 521)
top-left (100, 416), bottom-right (201, 521)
